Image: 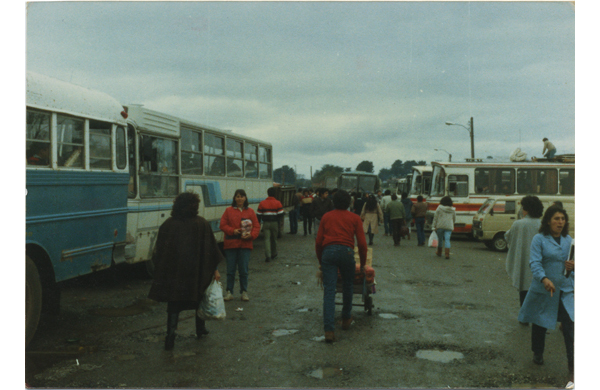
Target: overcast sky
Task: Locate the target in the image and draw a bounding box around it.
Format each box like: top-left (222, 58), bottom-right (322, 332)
top-left (25, 1), bottom-right (575, 178)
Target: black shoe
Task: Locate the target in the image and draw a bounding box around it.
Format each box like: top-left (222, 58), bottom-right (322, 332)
top-left (533, 353), bottom-right (544, 365)
top-left (196, 317), bottom-right (209, 338)
top-left (265, 257), bottom-right (271, 262)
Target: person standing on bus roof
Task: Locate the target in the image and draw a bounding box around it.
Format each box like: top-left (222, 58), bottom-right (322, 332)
top-left (220, 189), bottom-right (261, 302)
top-left (148, 192), bottom-right (224, 351)
top-left (542, 138), bottom-right (557, 159)
top-left (431, 196), bottom-right (456, 259)
top-left (257, 187), bottom-right (284, 262)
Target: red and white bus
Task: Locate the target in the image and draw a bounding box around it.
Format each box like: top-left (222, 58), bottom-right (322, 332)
top-left (424, 160), bottom-right (575, 234)
top-left (407, 165), bottom-right (432, 202)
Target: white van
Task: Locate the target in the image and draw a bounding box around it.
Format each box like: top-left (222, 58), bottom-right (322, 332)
top-left (472, 195), bottom-right (574, 252)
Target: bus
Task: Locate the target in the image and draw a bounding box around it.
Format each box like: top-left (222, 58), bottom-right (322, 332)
top-left (334, 171), bottom-right (382, 195)
top-left (123, 104), bottom-right (277, 274)
top-left (407, 165), bottom-right (432, 201)
top-left (26, 72), bottom-right (130, 345)
top-left (395, 176), bottom-right (411, 195)
top-left (425, 160), bottom-right (575, 234)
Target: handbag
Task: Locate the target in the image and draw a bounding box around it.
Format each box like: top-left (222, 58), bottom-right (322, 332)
top-left (197, 279), bottom-right (226, 320)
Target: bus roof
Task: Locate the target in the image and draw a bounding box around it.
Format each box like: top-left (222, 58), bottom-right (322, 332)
top-left (26, 71), bottom-right (126, 125)
top-left (411, 165), bottom-right (432, 173)
top-left (124, 104), bottom-right (272, 146)
top-left (341, 171), bottom-right (378, 176)
top-left (431, 161), bottom-right (574, 169)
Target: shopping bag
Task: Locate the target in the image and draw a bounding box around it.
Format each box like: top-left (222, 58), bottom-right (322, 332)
top-left (197, 279), bottom-right (226, 320)
top-left (428, 231), bottom-right (438, 248)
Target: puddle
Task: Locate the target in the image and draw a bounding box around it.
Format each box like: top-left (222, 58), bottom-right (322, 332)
top-left (297, 308), bottom-right (309, 312)
top-left (415, 349), bottom-right (464, 363)
top-left (311, 336), bottom-right (325, 342)
top-left (272, 329), bottom-right (299, 337)
top-left (308, 366), bottom-right (343, 379)
top-left (379, 313), bottom-right (399, 319)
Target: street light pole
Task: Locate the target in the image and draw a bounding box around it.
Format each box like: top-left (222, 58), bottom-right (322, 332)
top-left (445, 117), bottom-right (475, 159)
top-left (434, 148), bottom-right (452, 162)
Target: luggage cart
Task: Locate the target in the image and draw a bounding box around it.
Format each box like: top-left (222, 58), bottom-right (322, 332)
top-left (335, 265), bottom-right (375, 315)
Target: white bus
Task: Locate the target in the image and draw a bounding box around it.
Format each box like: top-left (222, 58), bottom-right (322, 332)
top-left (123, 104), bottom-right (275, 274)
top-left (425, 160), bottom-right (575, 234)
top-left (407, 165), bottom-right (432, 201)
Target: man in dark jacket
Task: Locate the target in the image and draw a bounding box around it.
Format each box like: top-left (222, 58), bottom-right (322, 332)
top-left (311, 188), bottom-right (334, 234)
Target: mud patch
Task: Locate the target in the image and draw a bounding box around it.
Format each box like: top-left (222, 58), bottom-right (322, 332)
top-left (415, 349), bottom-right (464, 363)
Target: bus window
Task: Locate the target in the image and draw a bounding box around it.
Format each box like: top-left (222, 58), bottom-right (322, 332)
top-left (57, 115), bottom-right (84, 168)
top-left (245, 143), bottom-right (258, 178)
top-left (89, 120), bottom-right (112, 170)
top-left (340, 175), bottom-right (358, 192)
top-left (139, 135), bottom-right (179, 197)
top-left (475, 168), bottom-right (514, 194)
top-left (181, 127), bottom-right (203, 175)
top-left (127, 126), bottom-right (136, 198)
top-left (227, 139), bottom-right (244, 177)
top-left (559, 169), bottom-right (575, 195)
top-left (259, 146), bottom-right (272, 179)
top-left (359, 176), bottom-right (377, 193)
top-left (448, 175), bottom-right (468, 197)
top-left (116, 126), bottom-right (127, 170)
top-left (431, 166), bottom-right (446, 197)
top-left (204, 133), bottom-right (225, 176)
top-left (26, 109), bottom-right (51, 167)
top-left (517, 168), bottom-right (558, 195)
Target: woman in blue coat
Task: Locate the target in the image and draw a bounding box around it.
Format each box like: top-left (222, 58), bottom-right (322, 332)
top-left (518, 205), bottom-right (574, 378)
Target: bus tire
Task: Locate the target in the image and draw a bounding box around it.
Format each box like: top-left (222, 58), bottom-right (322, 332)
top-left (492, 234), bottom-right (508, 252)
top-left (26, 255), bottom-right (43, 347)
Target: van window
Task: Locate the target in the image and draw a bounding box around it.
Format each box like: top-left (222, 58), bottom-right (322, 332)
top-left (492, 200), bottom-right (516, 214)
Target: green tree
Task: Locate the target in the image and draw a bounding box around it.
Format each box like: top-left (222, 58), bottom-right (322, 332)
top-left (390, 160), bottom-right (404, 176)
top-left (312, 164), bottom-right (344, 186)
top-left (378, 167), bottom-right (393, 182)
top-left (356, 160), bottom-right (374, 173)
top-left (273, 165), bottom-right (296, 185)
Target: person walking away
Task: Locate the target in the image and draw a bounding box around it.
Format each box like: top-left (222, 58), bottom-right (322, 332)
top-left (300, 189), bottom-right (314, 235)
top-left (311, 188), bottom-right (334, 234)
top-left (219, 189), bottom-right (261, 302)
top-left (360, 194), bottom-right (383, 245)
top-left (385, 194), bottom-right (406, 246)
top-left (380, 190), bottom-right (392, 236)
top-left (315, 189), bottom-right (368, 343)
top-left (287, 188), bottom-right (301, 234)
top-left (518, 205), bottom-right (573, 381)
top-left (353, 192), bottom-right (366, 216)
top-left (505, 195), bottom-right (544, 321)
top-left (542, 137), bottom-right (557, 159)
top-left (431, 196), bottom-right (456, 259)
top-left (411, 195), bottom-right (429, 246)
top-left (257, 187), bottom-right (285, 262)
top-left (401, 192), bottom-right (413, 241)
top-left (148, 192), bottom-right (224, 351)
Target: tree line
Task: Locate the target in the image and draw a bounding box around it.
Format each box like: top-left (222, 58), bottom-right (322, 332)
top-left (274, 159), bottom-right (427, 187)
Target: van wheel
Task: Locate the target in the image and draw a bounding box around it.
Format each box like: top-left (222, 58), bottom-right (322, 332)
top-left (492, 234), bottom-right (508, 252)
top-left (26, 256), bottom-right (43, 347)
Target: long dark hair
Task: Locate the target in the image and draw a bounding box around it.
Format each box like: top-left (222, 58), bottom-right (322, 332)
top-left (365, 196), bottom-right (378, 212)
top-left (171, 192), bottom-right (200, 219)
top-left (539, 205), bottom-right (569, 237)
top-left (231, 189), bottom-right (249, 208)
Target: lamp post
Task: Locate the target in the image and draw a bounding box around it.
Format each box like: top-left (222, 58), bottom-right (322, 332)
top-left (434, 148), bottom-right (452, 162)
top-left (445, 117), bottom-right (474, 159)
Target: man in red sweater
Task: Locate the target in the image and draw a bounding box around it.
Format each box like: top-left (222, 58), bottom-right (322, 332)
top-left (315, 189), bottom-right (367, 343)
top-left (257, 187), bottom-right (284, 262)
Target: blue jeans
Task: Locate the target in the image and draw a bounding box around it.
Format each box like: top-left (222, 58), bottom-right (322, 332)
top-left (545, 149), bottom-right (556, 159)
top-left (289, 208), bottom-right (299, 233)
top-left (225, 248), bottom-right (251, 294)
top-left (383, 212), bottom-right (390, 235)
top-left (436, 229), bottom-right (452, 249)
top-left (321, 245), bottom-right (355, 332)
top-left (415, 217), bottom-right (426, 244)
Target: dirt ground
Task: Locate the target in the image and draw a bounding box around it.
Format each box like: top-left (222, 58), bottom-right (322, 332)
top-left (25, 220), bottom-right (576, 389)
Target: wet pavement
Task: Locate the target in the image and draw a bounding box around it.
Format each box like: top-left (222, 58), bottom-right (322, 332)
top-left (25, 222), bottom-right (577, 388)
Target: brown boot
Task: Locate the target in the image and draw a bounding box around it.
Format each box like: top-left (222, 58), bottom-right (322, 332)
top-left (325, 331), bottom-right (336, 343)
top-left (445, 248), bottom-right (450, 259)
top-left (436, 247), bottom-right (442, 257)
top-left (342, 317), bottom-right (353, 330)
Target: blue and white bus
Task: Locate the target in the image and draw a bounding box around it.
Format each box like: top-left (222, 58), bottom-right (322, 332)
top-left (123, 104), bottom-right (274, 275)
top-left (26, 72), bottom-right (130, 345)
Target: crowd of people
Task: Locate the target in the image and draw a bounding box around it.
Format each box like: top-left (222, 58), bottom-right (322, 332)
top-left (146, 187), bottom-right (574, 384)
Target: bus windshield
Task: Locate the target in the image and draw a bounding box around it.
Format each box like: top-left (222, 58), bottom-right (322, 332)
top-left (409, 171), bottom-right (431, 196)
top-left (339, 174), bottom-right (378, 193)
top-left (430, 166), bottom-right (446, 197)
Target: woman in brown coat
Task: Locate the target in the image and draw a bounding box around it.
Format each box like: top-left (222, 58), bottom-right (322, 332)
top-left (148, 192), bottom-right (224, 350)
top-left (360, 194), bottom-right (384, 245)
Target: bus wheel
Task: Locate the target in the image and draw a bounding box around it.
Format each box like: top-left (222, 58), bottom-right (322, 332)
top-left (26, 256), bottom-right (42, 347)
top-left (492, 234), bottom-right (508, 252)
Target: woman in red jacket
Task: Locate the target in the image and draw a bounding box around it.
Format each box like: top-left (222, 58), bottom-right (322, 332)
top-left (219, 189), bottom-right (260, 302)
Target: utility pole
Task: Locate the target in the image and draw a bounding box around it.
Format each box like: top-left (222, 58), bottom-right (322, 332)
top-left (469, 117), bottom-right (475, 159)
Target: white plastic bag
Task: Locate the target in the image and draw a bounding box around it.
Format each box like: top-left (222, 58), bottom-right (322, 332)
top-left (428, 231), bottom-right (439, 248)
top-left (197, 279), bottom-right (226, 320)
